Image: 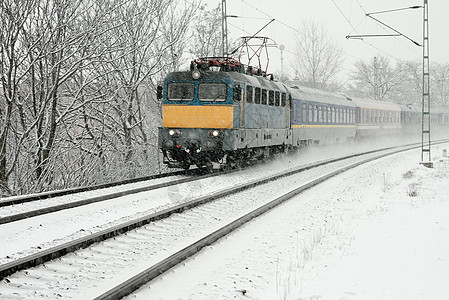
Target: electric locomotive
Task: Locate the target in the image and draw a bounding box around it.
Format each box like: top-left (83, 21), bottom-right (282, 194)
top-left (158, 57), bottom-right (291, 170)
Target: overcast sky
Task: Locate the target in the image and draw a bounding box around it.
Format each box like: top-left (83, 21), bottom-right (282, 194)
top-left (223, 0), bottom-right (448, 78)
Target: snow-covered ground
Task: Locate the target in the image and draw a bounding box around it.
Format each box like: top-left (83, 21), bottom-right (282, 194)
top-left (0, 137), bottom-right (417, 264)
top-left (127, 143), bottom-right (449, 300)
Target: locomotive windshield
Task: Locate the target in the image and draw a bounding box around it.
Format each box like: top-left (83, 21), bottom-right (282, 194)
top-left (198, 83), bottom-right (227, 102)
top-left (167, 83), bottom-right (194, 101)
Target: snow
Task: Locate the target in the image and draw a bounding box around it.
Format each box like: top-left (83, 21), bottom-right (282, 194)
top-left (0, 137), bottom-right (414, 264)
top-left (1, 137), bottom-right (448, 299)
top-left (126, 143), bottom-right (449, 300)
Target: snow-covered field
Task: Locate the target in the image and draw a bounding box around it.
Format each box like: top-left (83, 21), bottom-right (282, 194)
top-left (127, 143), bottom-right (449, 300)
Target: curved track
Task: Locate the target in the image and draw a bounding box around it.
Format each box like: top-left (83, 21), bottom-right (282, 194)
top-left (1, 141), bottom-right (445, 299)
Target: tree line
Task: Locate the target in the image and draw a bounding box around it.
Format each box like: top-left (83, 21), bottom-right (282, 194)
top-left (0, 0), bottom-right (204, 196)
top-left (1, 2), bottom-right (447, 196)
top-left (291, 20), bottom-right (449, 105)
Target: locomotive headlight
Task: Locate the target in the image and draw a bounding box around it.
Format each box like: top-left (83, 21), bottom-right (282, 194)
top-left (212, 130), bottom-right (219, 137)
top-left (192, 69), bottom-right (201, 80)
top-left (169, 129), bottom-right (175, 136)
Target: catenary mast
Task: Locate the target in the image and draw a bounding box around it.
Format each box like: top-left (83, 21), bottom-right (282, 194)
top-left (221, 0), bottom-right (229, 57)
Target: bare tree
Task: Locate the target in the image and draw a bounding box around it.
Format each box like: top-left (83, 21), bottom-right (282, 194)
top-left (431, 63), bottom-right (449, 106)
top-left (68, 0), bottom-right (197, 182)
top-left (292, 20), bottom-right (345, 91)
top-left (0, 0), bottom-right (200, 195)
top-left (189, 3), bottom-right (222, 58)
top-left (347, 56), bottom-right (404, 101)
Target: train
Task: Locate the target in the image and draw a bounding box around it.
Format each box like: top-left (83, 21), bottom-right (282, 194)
top-left (158, 57), bottom-right (449, 170)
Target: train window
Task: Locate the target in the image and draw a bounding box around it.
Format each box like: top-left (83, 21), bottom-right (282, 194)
top-left (268, 90), bottom-right (274, 106)
top-left (262, 89), bottom-right (268, 105)
top-left (255, 87), bottom-right (261, 104)
top-left (314, 105), bottom-right (318, 123)
top-left (168, 83), bottom-right (194, 101)
top-left (309, 105), bottom-right (313, 122)
top-left (327, 107), bottom-right (331, 124)
top-left (198, 83), bottom-right (227, 102)
top-left (302, 104), bottom-right (307, 123)
top-left (293, 103), bottom-right (297, 121)
top-left (233, 85), bottom-right (242, 102)
top-left (247, 86), bottom-right (253, 103)
top-left (281, 93), bottom-right (287, 107)
top-left (332, 108), bottom-right (335, 123)
top-left (318, 106), bottom-right (322, 123)
top-left (275, 91), bottom-right (280, 106)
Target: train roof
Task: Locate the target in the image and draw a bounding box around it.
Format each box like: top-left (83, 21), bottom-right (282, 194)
top-left (399, 104), bottom-right (420, 113)
top-left (351, 97), bottom-right (401, 112)
top-left (285, 82), bottom-right (355, 107)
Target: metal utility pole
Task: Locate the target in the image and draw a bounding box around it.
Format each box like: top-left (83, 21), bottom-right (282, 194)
top-left (421, 0), bottom-right (432, 167)
top-left (279, 45), bottom-right (285, 79)
top-left (346, 3), bottom-right (432, 167)
top-left (221, 0), bottom-right (229, 57)
top-left (374, 57), bottom-right (378, 100)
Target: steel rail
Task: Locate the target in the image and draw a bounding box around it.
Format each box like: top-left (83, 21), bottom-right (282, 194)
top-left (1, 141), bottom-right (438, 281)
top-left (0, 141), bottom-right (417, 225)
top-left (0, 170), bottom-right (186, 207)
top-left (0, 169), bottom-right (227, 225)
top-left (95, 141), bottom-right (442, 299)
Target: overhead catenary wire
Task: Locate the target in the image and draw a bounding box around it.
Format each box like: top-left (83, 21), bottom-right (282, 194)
top-left (346, 0), bottom-right (422, 59)
top-left (330, 0), bottom-right (418, 62)
top-left (233, 0), bottom-right (412, 72)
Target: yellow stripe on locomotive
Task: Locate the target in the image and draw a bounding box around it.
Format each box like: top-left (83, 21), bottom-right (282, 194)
top-left (162, 105), bottom-right (234, 128)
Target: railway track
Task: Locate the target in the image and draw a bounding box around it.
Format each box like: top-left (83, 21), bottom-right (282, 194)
top-left (0, 140), bottom-right (429, 225)
top-left (2, 141), bottom-right (445, 299)
top-left (0, 168), bottom-right (228, 225)
top-left (0, 170), bottom-right (184, 206)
